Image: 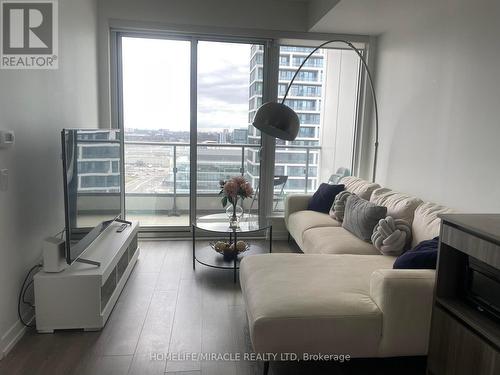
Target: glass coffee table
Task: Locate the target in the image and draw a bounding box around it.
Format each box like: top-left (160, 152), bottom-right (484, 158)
top-left (192, 213), bottom-right (272, 283)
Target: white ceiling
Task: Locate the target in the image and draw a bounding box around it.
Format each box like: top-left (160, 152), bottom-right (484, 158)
top-left (310, 0), bottom-right (432, 35)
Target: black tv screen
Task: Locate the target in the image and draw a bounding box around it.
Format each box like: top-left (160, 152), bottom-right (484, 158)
top-left (61, 129), bottom-right (123, 264)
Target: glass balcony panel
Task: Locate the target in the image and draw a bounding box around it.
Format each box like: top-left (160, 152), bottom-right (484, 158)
top-left (123, 143), bottom-right (318, 223)
top-left (124, 143), bottom-right (190, 227)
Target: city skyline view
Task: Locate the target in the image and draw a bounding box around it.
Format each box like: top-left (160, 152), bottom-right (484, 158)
top-left (122, 38), bottom-right (252, 132)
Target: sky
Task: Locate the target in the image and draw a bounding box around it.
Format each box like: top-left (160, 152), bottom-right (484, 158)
top-left (121, 37), bottom-right (252, 132)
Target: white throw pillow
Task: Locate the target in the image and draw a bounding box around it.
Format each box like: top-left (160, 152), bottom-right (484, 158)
top-left (329, 190), bottom-right (352, 221)
top-left (371, 216), bottom-right (412, 256)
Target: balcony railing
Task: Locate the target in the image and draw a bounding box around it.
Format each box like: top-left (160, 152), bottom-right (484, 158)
top-left (122, 141), bottom-right (321, 214)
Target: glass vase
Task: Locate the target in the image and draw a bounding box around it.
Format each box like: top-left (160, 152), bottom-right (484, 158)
top-left (225, 199), bottom-right (244, 228)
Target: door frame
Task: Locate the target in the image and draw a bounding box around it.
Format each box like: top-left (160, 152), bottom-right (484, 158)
top-left (112, 30), bottom-right (273, 235)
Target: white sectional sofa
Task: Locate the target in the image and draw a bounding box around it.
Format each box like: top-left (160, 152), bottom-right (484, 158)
top-left (240, 176), bottom-right (453, 361)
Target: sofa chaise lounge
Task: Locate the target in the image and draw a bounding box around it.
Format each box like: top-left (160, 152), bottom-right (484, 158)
top-left (240, 177), bottom-right (453, 362)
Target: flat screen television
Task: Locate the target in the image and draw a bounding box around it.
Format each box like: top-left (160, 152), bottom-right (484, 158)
top-left (61, 129), bottom-right (124, 265)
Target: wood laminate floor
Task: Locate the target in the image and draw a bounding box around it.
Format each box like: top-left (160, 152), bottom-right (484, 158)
top-left (0, 240), bottom-right (426, 375)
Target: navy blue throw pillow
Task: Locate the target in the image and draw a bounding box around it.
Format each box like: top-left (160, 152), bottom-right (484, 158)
top-left (307, 184), bottom-right (345, 214)
top-left (393, 237), bottom-right (439, 269)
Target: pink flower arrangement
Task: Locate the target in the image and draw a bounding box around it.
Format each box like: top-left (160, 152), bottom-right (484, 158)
top-left (219, 176), bottom-right (254, 207)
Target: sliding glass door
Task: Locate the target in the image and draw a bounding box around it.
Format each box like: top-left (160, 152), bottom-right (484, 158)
top-left (117, 34), bottom-right (266, 231)
top-left (120, 36), bottom-right (192, 228)
top-left (196, 41), bottom-right (263, 217)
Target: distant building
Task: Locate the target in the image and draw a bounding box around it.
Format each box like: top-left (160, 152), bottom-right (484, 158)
top-left (76, 130), bottom-right (121, 192)
top-left (232, 128), bottom-right (248, 144)
top-left (122, 129), bottom-right (250, 195)
top-left (247, 45), bottom-right (324, 195)
top-left (176, 146), bottom-right (242, 193)
top-left (217, 128), bottom-right (230, 144)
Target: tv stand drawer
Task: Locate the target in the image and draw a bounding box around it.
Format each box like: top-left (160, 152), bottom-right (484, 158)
top-left (441, 224), bottom-right (500, 269)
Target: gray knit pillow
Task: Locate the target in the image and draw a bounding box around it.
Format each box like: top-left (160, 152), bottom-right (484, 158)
top-left (342, 195), bottom-right (387, 242)
top-left (371, 216), bottom-right (412, 256)
top-left (329, 191), bottom-right (352, 221)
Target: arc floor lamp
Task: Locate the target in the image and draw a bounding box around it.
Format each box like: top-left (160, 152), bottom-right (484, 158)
top-left (253, 40), bottom-right (379, 183)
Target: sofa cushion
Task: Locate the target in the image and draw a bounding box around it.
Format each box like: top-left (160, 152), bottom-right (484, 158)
top-left (303, 227), bottom-right (380, 255)
top-left (240, 253), bottom-right (396, 357)
top-left (412, 202), bottom-right (454, 247)
top-left (284, 194), bottom-right (313, 228)
top-left (340, 176), bottom-right (380, 200)
top-left (288, 211), bottom-right (341, 248)
top-left (370, 188), bottom-right (423, 225)
top-left (307, 183), bottom-right (345, 214)
top-left (343, 195), bottom-right (387, 242)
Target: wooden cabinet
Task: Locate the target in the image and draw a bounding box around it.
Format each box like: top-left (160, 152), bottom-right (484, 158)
top-left (427, 215), bottom-right (500, 375)
top-left (428, 306), bottom-right (500, 375)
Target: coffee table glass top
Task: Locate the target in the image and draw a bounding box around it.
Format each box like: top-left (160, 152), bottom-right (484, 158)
top-left (194, 213), bottom-right (271, 233)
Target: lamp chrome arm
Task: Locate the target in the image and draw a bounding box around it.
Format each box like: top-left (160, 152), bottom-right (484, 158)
top-left (282, 40), bottom-right (379, 183)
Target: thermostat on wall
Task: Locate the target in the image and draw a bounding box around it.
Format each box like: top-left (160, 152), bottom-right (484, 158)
top-left (0, 130), bottom-right (15, 148)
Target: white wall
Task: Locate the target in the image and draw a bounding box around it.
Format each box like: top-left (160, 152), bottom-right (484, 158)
top-left (307, 0), bottom-right (340, 29)
top-left (99, 0), bottom-right (308, 32)
top-left (0, 0), bottom-right (99, 358)
top-left (374, 0), bottom-right (500, 211)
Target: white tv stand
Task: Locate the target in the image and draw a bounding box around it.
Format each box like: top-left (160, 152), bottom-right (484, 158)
top-left (34, 221), bottom-right (140, 333)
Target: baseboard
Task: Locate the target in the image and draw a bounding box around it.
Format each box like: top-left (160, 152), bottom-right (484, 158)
top-left (0, 312), bottom-right (34, 360)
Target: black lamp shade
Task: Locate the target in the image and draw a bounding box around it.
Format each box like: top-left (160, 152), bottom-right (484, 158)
top-left (252, 102), bottom-right (300, 141)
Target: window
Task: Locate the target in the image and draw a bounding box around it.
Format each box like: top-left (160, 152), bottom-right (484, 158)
top-left (250, 67), bottom-right (263, 82)
top-left (284, 99), bottom-right (317, 111)
top-left (298, 127), bottom-right (317, 138)
top-left (81, 145), bottom-right (120, 159)
top-left (298, 113), bottom-right (320, 124)
top-left (279, 70), bottom-right (319, 82)
top-left (249, 82), bottom-right (263, 96)
top-left (78, 161), bottom-right (111, 174)
top-left (275, 152), bottom-right (307, 164)
top-left (281, 46), bottom-right (315, 53)
top-left (292, 56), bottom-right (323, 67)
top-left (279, 55), bottom-right (290, 66)
top-left (273, 44), bottom-right (362, 210)
top-left (114, 32), bottom-right (367, 228)
top-left (248, 97), bottom-right (263, 111)
top-left (250, 52), bottom-right (263, 68)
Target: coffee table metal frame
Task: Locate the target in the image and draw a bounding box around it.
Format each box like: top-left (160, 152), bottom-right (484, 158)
top-left (192, 214), bottom-right (272, 283)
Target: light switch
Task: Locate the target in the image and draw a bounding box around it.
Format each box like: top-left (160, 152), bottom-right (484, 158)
top-left (0, 169), bottom-right (8, 191)
top-left (0, 130), bottom-right (15, 148)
